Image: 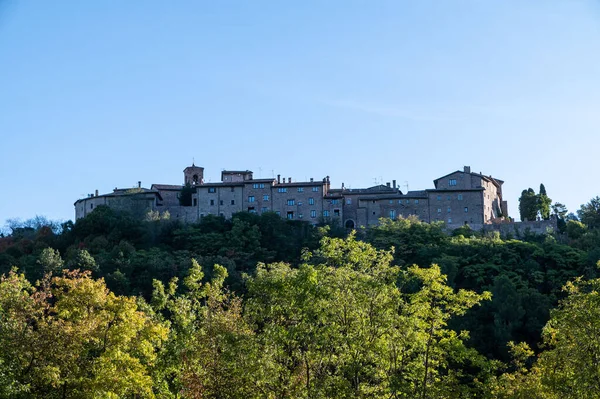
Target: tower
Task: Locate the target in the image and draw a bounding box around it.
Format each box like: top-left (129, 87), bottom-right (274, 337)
top-left (184, 163), bottom-right (204, 185)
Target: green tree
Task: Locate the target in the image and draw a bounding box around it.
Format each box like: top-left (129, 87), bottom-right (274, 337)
top-left (578, 196), bottom-right (600, 229)
top-left (518, 188), bottom-right (538, 221)
top-left (178, 183), bottom-right (195, 206)
top-left (37, 247), bottom-right (64, 274)
top-left (244, 234), bottom-right (492, 398)
top-left (150, 260), bottom-right (262, 399)
top-left (66, 248), bottom-right (98, 272)
top-left (496, 277), bottom-right (600, 398)
top-left (0, 269), bottom-right (168, 398)
top-left (538, 184), bottom-right (552, 221)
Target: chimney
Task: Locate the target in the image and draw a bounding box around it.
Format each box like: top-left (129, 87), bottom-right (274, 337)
top-left (386, 182), bottom-right (391, 188)
top-left (326, 175), bottom-right (330, 183)
top-left (393, 180), bottom-right (396, 189)
top-left (277, 174), bottom-right (281, 183)
top-left (288, 177), bottom-right (291, 183)
top-left (95, 189), bottom-right (98, 197)
top-left (310, 177), bottom-right (314, 182)
top-left (138, 181), bottom-right (141, 188)
top-left (342, 182), bottom-right (345, 189)
top-left (464, 166), bottom-right (471, 174)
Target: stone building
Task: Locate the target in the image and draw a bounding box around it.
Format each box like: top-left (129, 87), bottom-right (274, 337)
top-left (74, 164), bottom-right (508, 230)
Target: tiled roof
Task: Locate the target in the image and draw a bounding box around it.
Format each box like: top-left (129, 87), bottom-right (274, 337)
top-left (152, 184), bottom-right (183, 190)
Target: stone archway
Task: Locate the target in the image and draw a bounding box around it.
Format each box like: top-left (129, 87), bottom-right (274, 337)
top-left (345, 219), bottom-right (355, 229)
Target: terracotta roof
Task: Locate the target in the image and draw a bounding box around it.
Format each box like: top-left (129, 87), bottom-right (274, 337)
top-left (433, 169), bottom-right (503, 188)
top-left (151, 184), bottom-right (183, 190)
top-left (275, 181), bottom-right (324, 187)
top-left (74, 188), bottom-right (162, 205)
top-left (341, 185), bottom-right (400, 195)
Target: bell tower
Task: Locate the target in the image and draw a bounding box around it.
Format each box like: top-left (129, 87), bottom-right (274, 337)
top-left (184, 163), bottom-right (204, 185)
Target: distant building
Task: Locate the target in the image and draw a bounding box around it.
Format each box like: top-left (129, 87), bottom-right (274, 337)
top-left (74, 164), bottom-right (509, 230)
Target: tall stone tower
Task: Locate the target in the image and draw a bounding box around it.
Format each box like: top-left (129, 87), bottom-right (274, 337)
top-left (184, 164), bottom-right (204, 185)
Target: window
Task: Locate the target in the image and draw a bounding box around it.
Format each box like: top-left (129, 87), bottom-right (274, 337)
top-left (260, 183), bottom-right (265, 189)
top-left (278, 187), bottom-right (287, 193)
top-left (447, 195), bottom-right (451, 200)
top-left (248, 196), bottom-right (255, 203)
top-left (297, 187), bottom-right (304, 192)
top-left (90, 203), bottom-right (94, 209)
top-left (464, 207), bottom-right (469, 213)
top-left (389, 200), bottom-right (393, 204)
top-left (458, 194), bottom-right (463, 200)
top-left (287, 199), bottom-right (295, 206)
top-left (220, 212), bottom-right (224, 217)
top-left (437, 208), bottom-right (441, 213)
top-left (334, 209), bottom-right (340, 216)
top-left (220, 200), bottom-right (224, 205)
top-left (287, 211), bottom-right (294, 220)
top-left (406, 199), bottom-right (410, 204)
top-left (437, 195), bottom-right (441, 201)
top-left (209, 187), bottom-right (216, 193)
top-left (308, 198), bottom-right (315, 205)
top-left (263, 195), bottom-right (269, 201)
top-left (253, 183), bottom-right (259, 189)
top-left (323, 210), bottom-right (330, 217)
top-left (231, 200), bottom-right (235, 205)
top-left (193, 198), bottom-right (197, 206)
top-left (346, 198), bottom-right (352, 205)
top-left (275, 211), bottom-right (280, 216)
top-left (298, 213), bottom-right (303, 219)
top-left (248, 206), bottom-right (256, 213)
top-left (210, 199), bottom-right (215, 206)
top-left (448, 218), bottom-right (452, 223)
top-left (312, 187), bottom-right (319, 192)
top-left (390, 210), bottom-right (396, 219)
top-left (332, 199), bottom-right (339, 205)
top-left (261, 207), bottom-right (268, 213)
top-left (449, 179), bottom-right (457, 186)
top-left (447, 206), bottom-right (451, 213)
top-left (310, 210), bottom-right (317, 218)
top-left (231, 187), bottom-right (235, 192)
top-left (398, 200), bottom-right (402, 204)
top-left (415, 199), bottom-right (419, 204)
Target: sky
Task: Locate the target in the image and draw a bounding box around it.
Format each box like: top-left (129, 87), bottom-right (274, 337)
top-left (1, 0), bottom-right (600, 227)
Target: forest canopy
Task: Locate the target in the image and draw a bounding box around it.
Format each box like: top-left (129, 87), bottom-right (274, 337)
top-left (2, 200), bottom-right (600, 398)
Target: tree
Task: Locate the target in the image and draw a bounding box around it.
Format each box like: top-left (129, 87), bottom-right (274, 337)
top-left (151, 260), bottom-right (261, 399)
top-left (66, 248), bottom-right (98, 272)
top-left (497, 277), bottom-right (600, 398)
top-left (538, 184), bottom-right (552, 220)
top-left (578, 196), bottom-right (600, 229)
top-left (518, 189), bottom-right (538, 222)
top-left (243, 234), bottom-right (492, 398)
top-left (0, 269), bottom-right (168, 398)
top-left (551, 202), bottom-right (568, 232)
top-left (178, 183), bottom-right (195, 206)
top-left (37, 247), bottom-right (64, 274)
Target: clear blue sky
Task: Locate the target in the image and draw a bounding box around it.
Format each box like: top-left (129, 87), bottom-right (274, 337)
top-left (2, 0), bottom-right (600, 226)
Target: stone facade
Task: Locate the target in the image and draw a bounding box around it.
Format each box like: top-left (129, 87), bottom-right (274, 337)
top-left (75, 165), bottom-right (512, 231)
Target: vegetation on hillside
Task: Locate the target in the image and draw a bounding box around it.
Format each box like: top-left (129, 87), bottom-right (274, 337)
top-left (2, 195), bottom-right (600, 397)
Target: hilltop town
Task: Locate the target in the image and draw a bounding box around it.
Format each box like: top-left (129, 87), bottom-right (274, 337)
top-left (75, 164), bottom-right (554, 234)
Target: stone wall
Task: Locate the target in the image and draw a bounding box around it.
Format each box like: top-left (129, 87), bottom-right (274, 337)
top-left (450, 217), bottom-right (559, 237)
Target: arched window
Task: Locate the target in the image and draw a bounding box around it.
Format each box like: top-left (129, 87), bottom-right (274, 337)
top-left (192, 174), bottom-right (199, 184)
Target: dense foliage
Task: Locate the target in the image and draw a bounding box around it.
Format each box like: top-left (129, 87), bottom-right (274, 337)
top-left (2, 199), bottom-right (600, 397)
